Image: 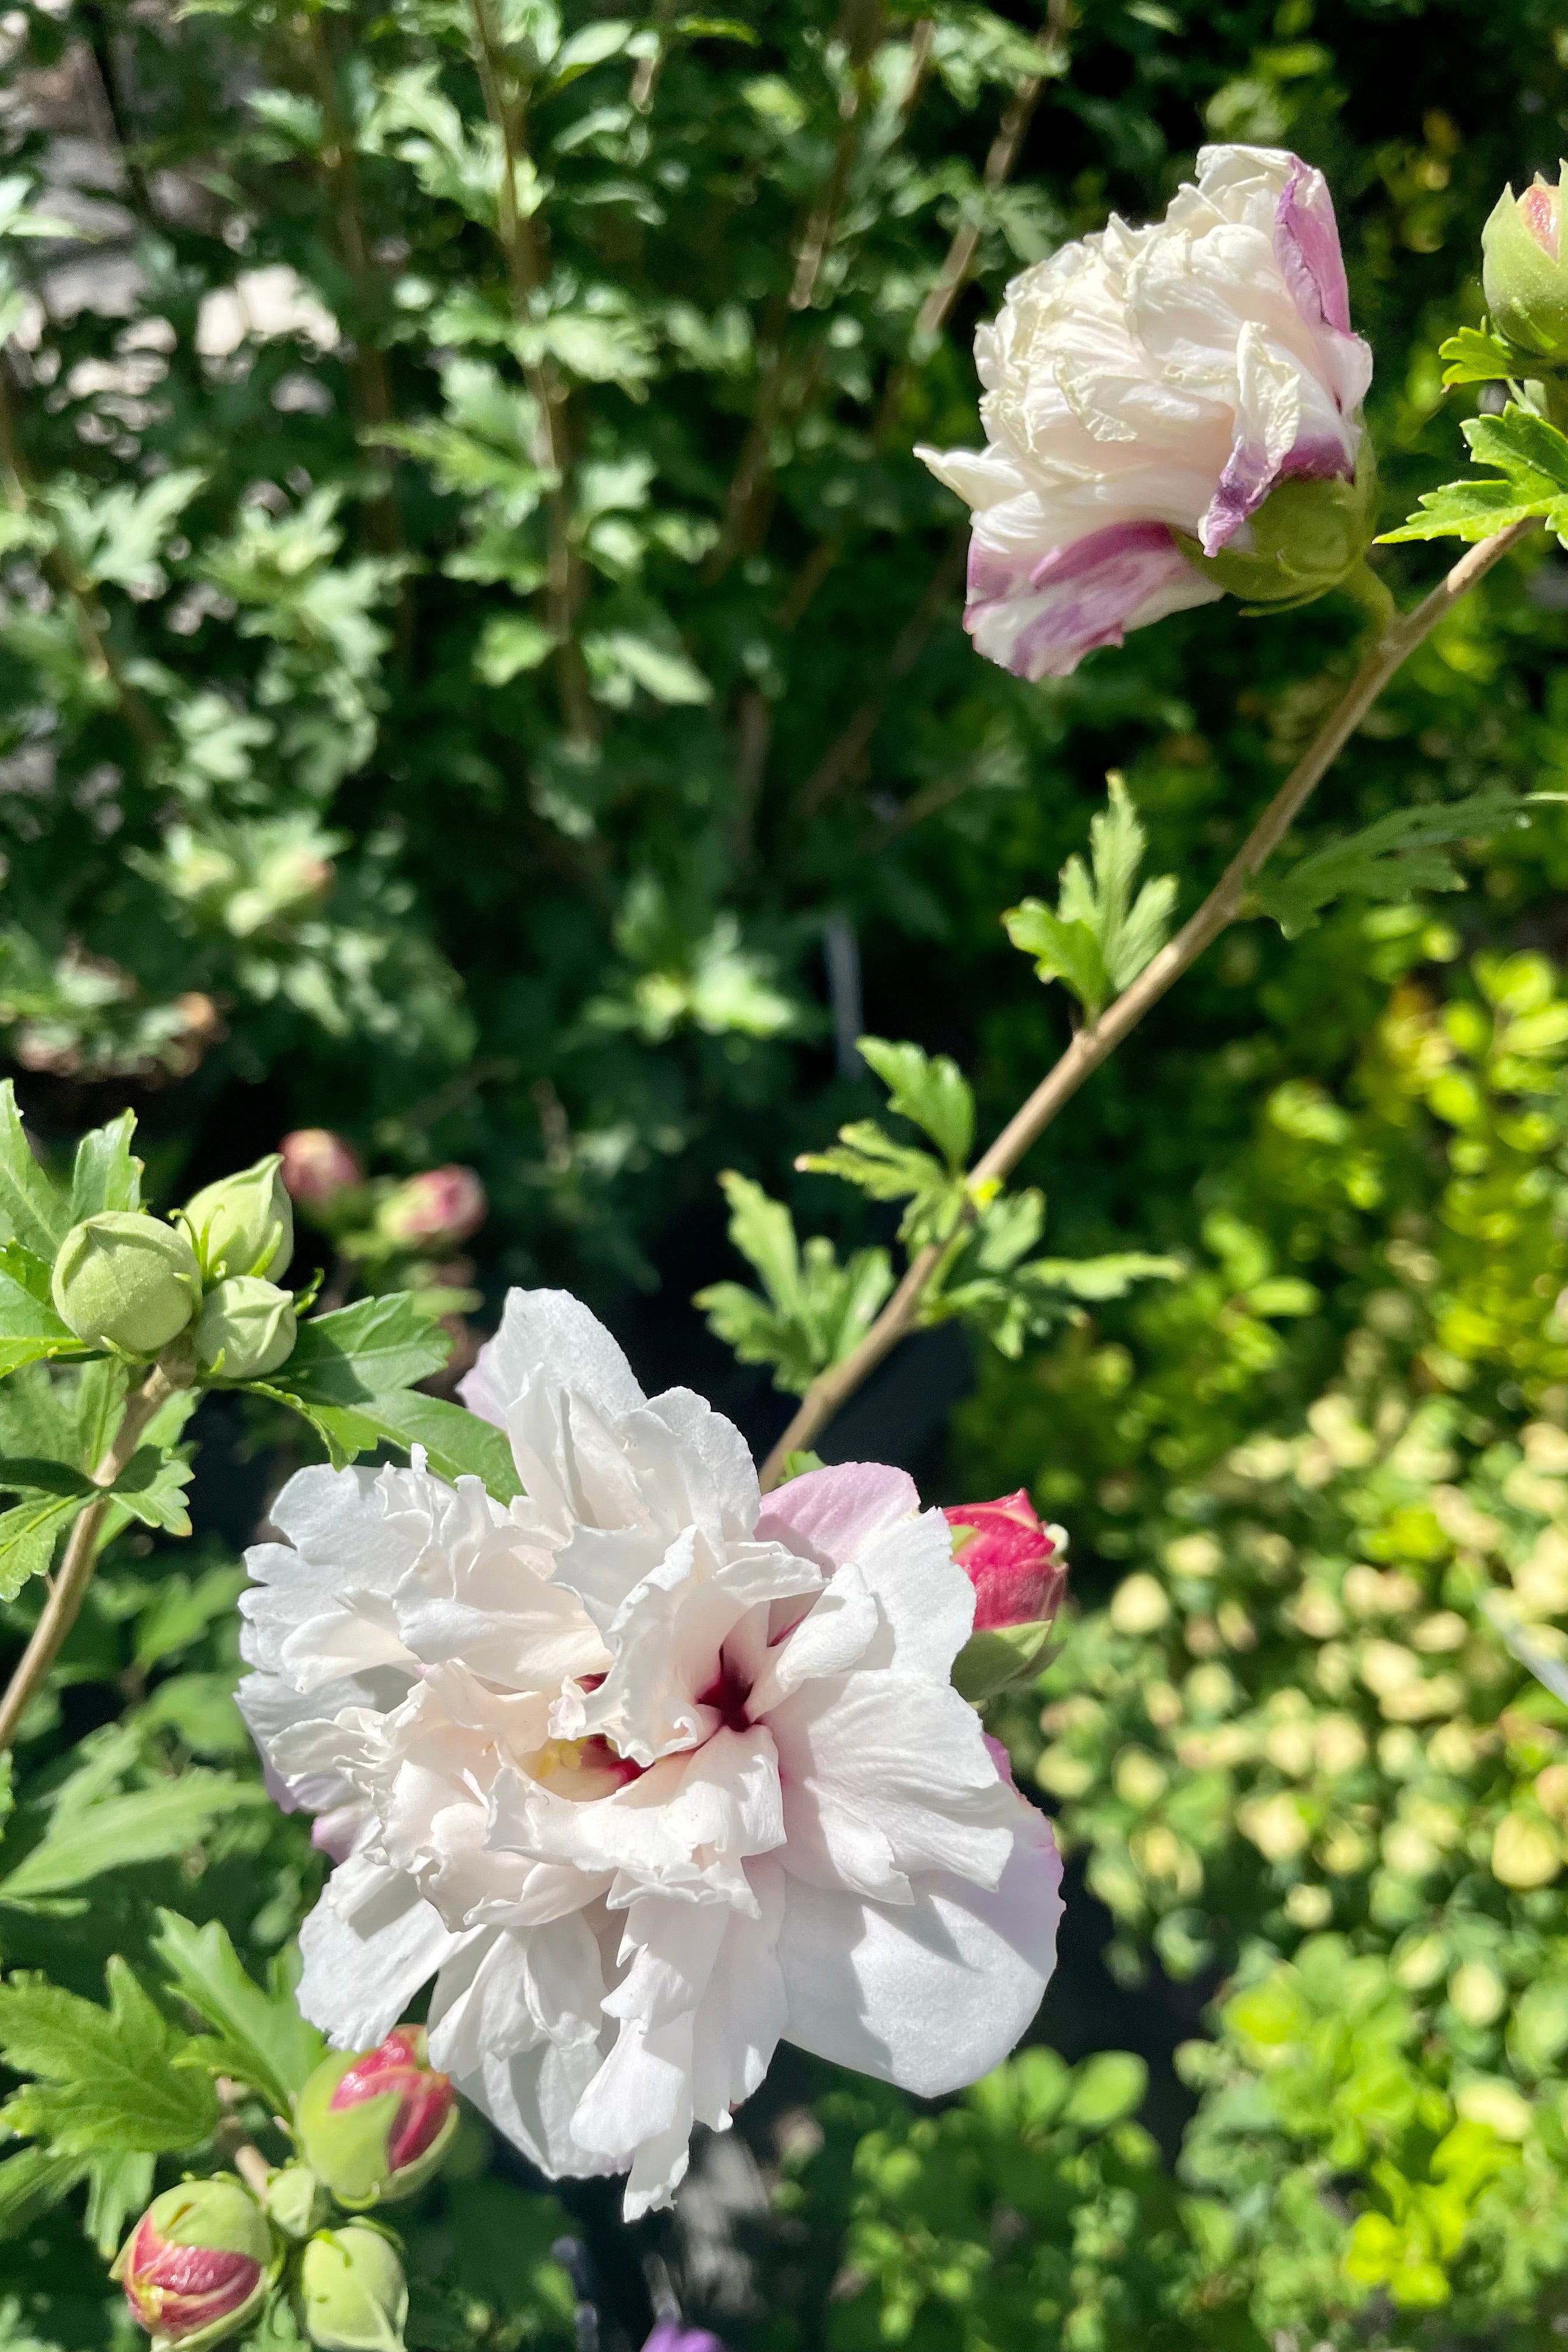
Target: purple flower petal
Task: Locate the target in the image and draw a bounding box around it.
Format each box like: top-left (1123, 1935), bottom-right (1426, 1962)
top-left (966, 520), bottom-right (1220, 681)
top-left (643, 2326), bottom-right (729, 2352)
top-left (1274, 155), bottom-right (1352, 337)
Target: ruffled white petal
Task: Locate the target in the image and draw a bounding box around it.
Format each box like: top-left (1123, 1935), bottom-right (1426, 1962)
top-left (775, 1801), bottom-right (1063, 2095)
top-left (297, 1844), bottom-right (474, 2048)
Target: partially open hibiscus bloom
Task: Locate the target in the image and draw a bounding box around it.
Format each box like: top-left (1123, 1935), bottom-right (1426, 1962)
top-left (918, 142), bottom-right (1373, 680)
top-left (239, 1290), bottom-right (1062, 2218)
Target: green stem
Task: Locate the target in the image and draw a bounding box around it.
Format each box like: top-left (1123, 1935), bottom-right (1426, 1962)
top-left (757, 517), bottom-right (1539, 1490)
top-left (0, 1360), bottom-right (187, 1754)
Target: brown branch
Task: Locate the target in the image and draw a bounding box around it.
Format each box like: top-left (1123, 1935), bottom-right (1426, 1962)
top-left (0, 1360), bottom-right (187, 1753)
top-left (708, 0), bottom-right (887, 582)
top-left (793, 524), bottom-right (965, 819)
top-left (302, 9), bottom-right (403, 568)
top-left (470, 0), bottom-right (598, 752)
top-left (774, 0), bottom-right (1072, 637)
top-left (757, 522), bottom-right (1540, 1488)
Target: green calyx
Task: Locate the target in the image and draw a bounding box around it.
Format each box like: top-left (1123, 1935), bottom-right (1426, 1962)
top-left (1482, 175), bottom-right (1568, 364)
top-left (1175, 459), bottom-right (1378, 610)
top-left (194, 1276), bottom-right (298, 1381)
top-left (177, 1155), bottom-right (293, 1283)
top-left (952, 1617), bottom-right (1059, 1706)
top-left (297, 2223), bottom-right (408, 2351)
top-left (51, 1213), bottom-right (202, 1357)
top-left (263, 2164), bottom-right (331, 2241)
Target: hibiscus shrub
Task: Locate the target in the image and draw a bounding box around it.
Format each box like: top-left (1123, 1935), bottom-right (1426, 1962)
top-left (4, 1), bottom-right (1568, 2350)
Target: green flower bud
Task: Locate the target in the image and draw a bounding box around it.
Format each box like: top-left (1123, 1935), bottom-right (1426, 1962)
top-left (1177, 459), bottom-right (1378, 608)
top-left (52, 1213), bottom-right (202, 1356)
top-left (298, 2224), bottom-right (408, 2352)
top-left (111, 2176), bottom-right (274, 2351)
top-left (177, 1155), bottom-right (293, 1282)
top-left (1482, 170), bottom-right (1568, 363)
top-left (295, 2028), bottom-right (459, 2209)
top-left (194, 1277), bottom-right (298, 1381)
top-left (263, 2164), bottom-right (330, 2241)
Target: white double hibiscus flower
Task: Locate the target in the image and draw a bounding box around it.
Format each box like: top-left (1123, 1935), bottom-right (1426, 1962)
top-left (239, 1290), bottom-right (1062, 2217)
top-left (919, 141), bottom-right (1374, 678)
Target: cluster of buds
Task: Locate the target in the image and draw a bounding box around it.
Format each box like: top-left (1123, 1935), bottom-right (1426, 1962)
top-left (944, 1489), bottom-right (1069, 1704)
top-left (279, 1129), bottom-right (487, 1259)
top-left (50, 1154), bottom-right (298, 1381)
top-left (115, 2030), bottom-right (457, 2351)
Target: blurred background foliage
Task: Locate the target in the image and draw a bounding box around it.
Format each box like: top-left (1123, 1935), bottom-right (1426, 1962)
top-left (4, 0), bottom-right (1568, 2342)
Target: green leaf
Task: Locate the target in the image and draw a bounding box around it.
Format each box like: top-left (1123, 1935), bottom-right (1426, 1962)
top-left (0, 1774), bottom-right (271, 1901)
top-left (68, 1111), bottom-right (142, 1223)
top-left (354, 1390), bottom-right (523, 1500)
top-left (1061, 2050), bottom-right (1147, 2129)
top-left (273, 1294), bottom-right (452, 1408)
top-left (0, 1455), bottom-right (93, 1501)
top-left (0, 1082), bottom-right (69, 1259)
top-left (696, 1174), bottom-right (894, 1395)
top-left (1003, 902), bottom-right (1110, 1012)
top-left (0, 1958), bottom-right (219, 2156)
top-left (475, 612), bottom-right (557, 684)
top-left (0, 2144), bottom-right (85, 2241)
top-left (797, 1125), bottom-right (965, 1249)
top-left (1381, 405), bottom-right (1568, 546)
top-left (0, 1244), bottom-right (54, 1310)
top-left (152, 1912), bottom-right (326, 2116)
top-left (108, 1446), bottom-right (195, 1534)
top-left (132, 1564), bottom-right (247, 1670)
top-left (1024, 1250), bottom-right (1186, 1301)
top-left (0, 1491), bottom-right (90, 1602)
top-left (83, 2147), bottom-right (155, 2259)
top-left (1005, 777), bottom-right (1176, 1014)
top-left (1254, 791), bottom-right (1536, 936)
top-left (1438, 324), bottom-right (1525, 387)
top-left (858, 1038), bottom-right (974, 1171)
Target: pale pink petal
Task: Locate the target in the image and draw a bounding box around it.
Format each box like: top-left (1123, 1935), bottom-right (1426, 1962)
top-left (755, 1460), bottom-right (919, 1569)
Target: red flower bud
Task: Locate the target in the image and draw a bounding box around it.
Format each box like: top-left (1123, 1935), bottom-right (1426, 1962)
top-left (943, 1490), bottom-right (1067, 1632)
top-left (375, 1166), bottom-right (486, 1251)
top-left (281, 1129), bottom-right (364, 1212)
top-left (114, 2180), bottom-right (271, 2348)
top-left (295, 2025), bottom-right (459, 2207)
top-left (330, 2027), bottom-right (456, 2172)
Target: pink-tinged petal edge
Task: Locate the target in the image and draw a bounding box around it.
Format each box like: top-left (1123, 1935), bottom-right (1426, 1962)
top-left (1199, 428), bottom-right (1358, 558)
top-left (1273, 155), bottom-right (1353, 337)
top-left (756, 1460), bottom-right (919, 1570)
top-left (966, 522), bottom-right (1217, 681)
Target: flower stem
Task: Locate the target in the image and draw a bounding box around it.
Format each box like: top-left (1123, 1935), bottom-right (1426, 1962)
top-left (0, 1360), bottom-right (185, 1753)
top-left (757, 517), bottom-right (1539, 1490)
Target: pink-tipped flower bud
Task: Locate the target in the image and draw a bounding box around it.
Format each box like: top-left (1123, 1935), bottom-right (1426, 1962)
top-left (944, 1492), bottom-right (1069, 1706)
top-left (374, 1167), bottom-right (486, 1252)
top-left (1483, 167), bottom-right (1568, 362)
top-left (944, 1490), bottom-right (1067, 1631)
top-left (112, 2179), bottom-right (272, 2350)
top-left (295, 2025), bottom-right (459, 2208)
top-left (281, 1130), bottom-right (365, 1214)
